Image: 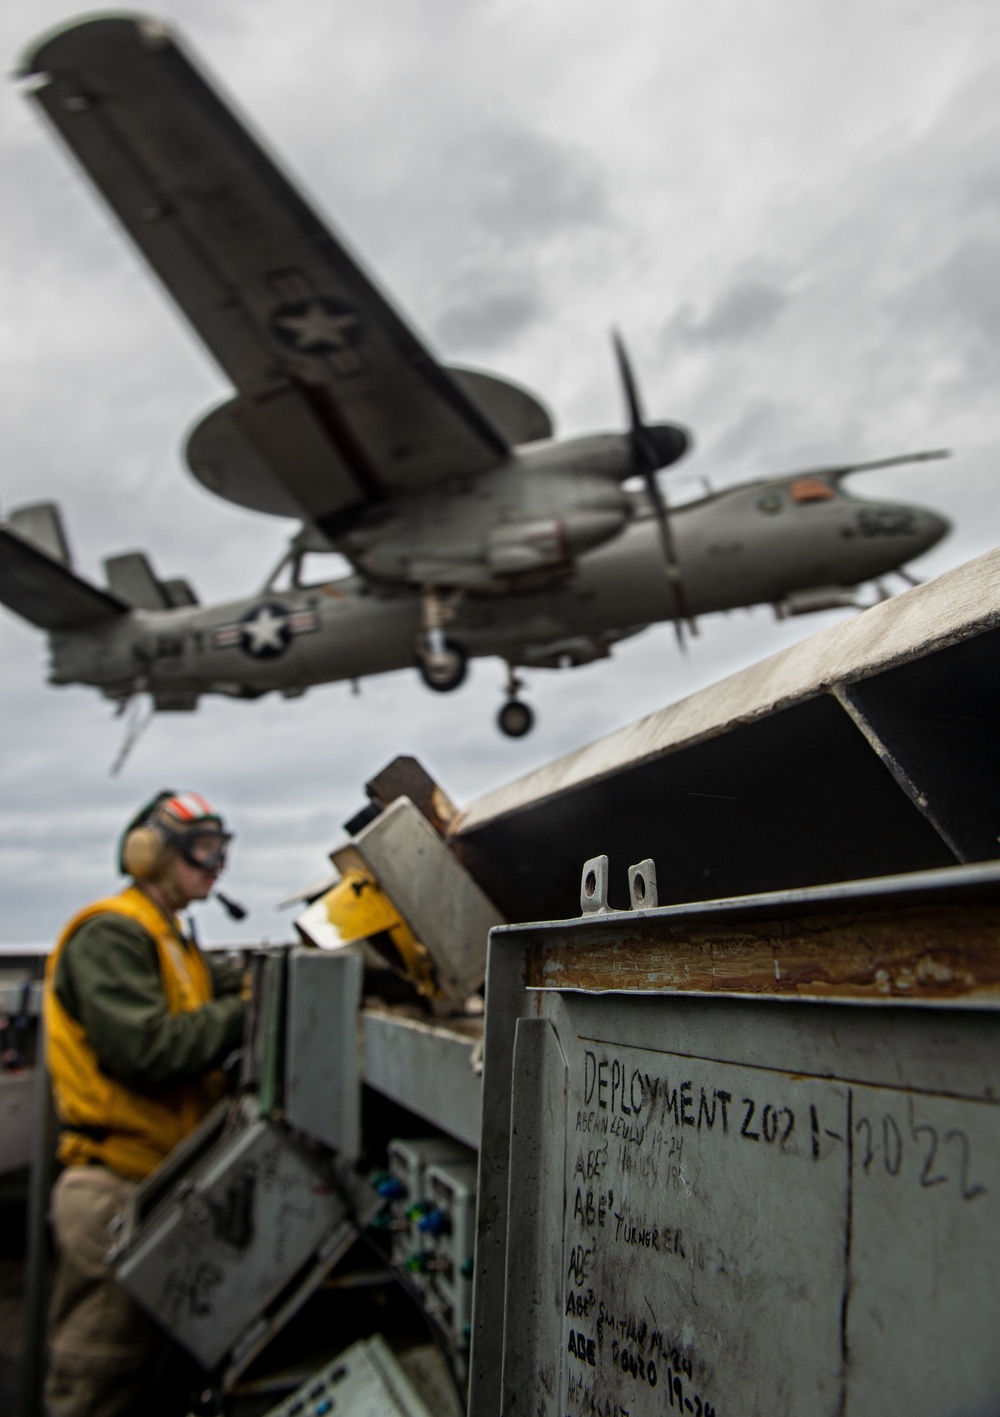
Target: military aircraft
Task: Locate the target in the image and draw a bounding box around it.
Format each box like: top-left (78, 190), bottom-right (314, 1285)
top-left (1, 15), bottom-right (951, 738)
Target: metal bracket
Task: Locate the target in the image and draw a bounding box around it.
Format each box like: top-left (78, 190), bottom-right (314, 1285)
top-left (580, 855), bottom-right (609, 913)
top-left (628, 859), bottom-right (658, 910)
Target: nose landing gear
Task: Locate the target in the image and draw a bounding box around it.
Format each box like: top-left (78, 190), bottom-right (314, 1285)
top-left (417, 639), bottom-right (468, 691)
top-left (498, 664), bottom-right (534, 737)
top-left (416, 586), bottom-right (467, 692)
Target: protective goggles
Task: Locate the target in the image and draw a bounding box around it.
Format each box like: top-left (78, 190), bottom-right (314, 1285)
top-left (168, 827), bottom-right (232, 873)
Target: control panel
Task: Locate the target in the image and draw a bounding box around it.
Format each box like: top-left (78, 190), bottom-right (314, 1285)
top-left (370, 1137), bottom-right (478, 1355)
top-left (419, 1157), bottom-right (478, 1352)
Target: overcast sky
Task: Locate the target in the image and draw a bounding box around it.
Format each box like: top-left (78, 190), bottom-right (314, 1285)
top-left (2, 0), bottom-right (999, 944)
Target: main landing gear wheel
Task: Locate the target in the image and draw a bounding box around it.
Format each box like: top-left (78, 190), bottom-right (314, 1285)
top-left (417, 639), bottom-right (468, 692)
top-left (498, 699), bottom-right (534, 737)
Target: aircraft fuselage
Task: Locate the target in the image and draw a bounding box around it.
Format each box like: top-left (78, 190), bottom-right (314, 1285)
top-left (45, 478), bottom-right (948, 704)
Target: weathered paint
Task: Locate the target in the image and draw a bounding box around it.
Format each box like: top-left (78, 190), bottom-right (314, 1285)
top-left (524, 901), bottom-right (1000, 1004)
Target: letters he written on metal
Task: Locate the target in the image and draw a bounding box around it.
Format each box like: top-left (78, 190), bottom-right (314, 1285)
top-left (469, 856), bottom-right (1000, 1417)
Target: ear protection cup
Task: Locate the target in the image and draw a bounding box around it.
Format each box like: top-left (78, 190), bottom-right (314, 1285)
top-left (118, 790), bottom-right (177, 877)
top-left (121, 824), bottom-right (168, 879)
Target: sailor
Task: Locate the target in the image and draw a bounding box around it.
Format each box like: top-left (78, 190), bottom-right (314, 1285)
top-left (43, 791), bottom-right (247, 1417)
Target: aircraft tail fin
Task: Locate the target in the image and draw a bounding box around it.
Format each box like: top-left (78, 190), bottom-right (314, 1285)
top-left (0, 509), bottom-right (129, 630)
top-left (7, 502), bottom-right (73, 565)
top-left (103, 552), bottom-right (199, 609)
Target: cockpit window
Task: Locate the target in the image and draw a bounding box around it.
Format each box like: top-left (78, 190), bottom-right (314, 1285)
top-left (789, 477), bottom-right (837, 504)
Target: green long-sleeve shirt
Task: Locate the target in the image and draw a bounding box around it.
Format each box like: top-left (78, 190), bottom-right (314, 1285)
top-left (53, 909), bottom-right (246, 1091)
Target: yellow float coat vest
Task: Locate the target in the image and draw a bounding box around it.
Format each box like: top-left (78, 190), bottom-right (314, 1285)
top-left (45, 885), bottom-right (226, 1179)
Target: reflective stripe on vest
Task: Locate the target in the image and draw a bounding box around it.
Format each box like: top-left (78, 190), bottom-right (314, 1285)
top-left (45, 885), bottom-right (226, 1180)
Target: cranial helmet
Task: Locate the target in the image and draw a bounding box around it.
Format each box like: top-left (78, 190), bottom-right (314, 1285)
top-left (119, 791), bottom-right (232, 880)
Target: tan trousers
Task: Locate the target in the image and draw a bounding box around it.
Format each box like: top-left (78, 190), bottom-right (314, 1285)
top-left (44, 1165), bottom-right (164, 1417)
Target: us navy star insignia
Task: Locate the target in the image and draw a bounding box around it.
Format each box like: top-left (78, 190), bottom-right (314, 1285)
top-left (270, 295), bottom-right (363, 360)
top-left (211, 604), bottom-right (319, 658)
top-left (240, 604), bottom-right (291, 658)
top-left (275, 305), bottom-right (356, 351)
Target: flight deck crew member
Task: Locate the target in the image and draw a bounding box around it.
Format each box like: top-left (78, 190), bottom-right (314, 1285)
top-left (43, 791), bottom-right (247, 1417)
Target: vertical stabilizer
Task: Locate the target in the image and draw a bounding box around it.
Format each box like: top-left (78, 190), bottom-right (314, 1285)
top-left (7, 502), bottom-right (72, 566)
top-left (104, 552), bottom-right (169, 609)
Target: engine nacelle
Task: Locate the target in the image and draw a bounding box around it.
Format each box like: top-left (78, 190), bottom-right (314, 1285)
top-left (486, 508), bottom-right (627, 576)
top-left (340, 463), bottom-right (632, 586)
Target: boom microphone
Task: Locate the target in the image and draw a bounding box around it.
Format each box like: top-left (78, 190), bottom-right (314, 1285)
top-left (215, 890), bottom-right (247, 921)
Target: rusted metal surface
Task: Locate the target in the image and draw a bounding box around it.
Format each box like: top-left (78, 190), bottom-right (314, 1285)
top-left (523, 901), bottom-right (1000, 1003)
top-left (365, 755), bottom-right (458, 837)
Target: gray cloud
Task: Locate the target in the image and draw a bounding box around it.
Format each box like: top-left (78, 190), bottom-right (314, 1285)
top-left (663, 275), bottom-right (791, 351)
top-left (396, 122), bottom-right (607, 358)
top-left (447, 123), bottom-right (609, 243)
top-left (706, 400), bottom-right (791, 471)
top-left (887, 236), bottom-right (1000, 389)
top-left (433, 282), bottom-right (544, 354)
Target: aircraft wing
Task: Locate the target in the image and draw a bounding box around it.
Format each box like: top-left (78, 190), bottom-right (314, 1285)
top-left (22, 16), bottom-right (511, 534)
top-left (0, 527), bottom-right (129, 630)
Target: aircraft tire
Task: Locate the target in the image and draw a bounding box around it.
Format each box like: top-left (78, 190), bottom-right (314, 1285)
top-left (498, 699), bottom-right (534, 738)
top-left (417, 639), bottom-right (468, 693)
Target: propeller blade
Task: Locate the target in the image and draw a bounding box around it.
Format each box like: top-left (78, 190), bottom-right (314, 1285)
top-left (613, 330), bottom-right (692, 645)
top-left (644, 466), bottom-right (691, 647)
top-left (613, 329), bottom-right (645, 433)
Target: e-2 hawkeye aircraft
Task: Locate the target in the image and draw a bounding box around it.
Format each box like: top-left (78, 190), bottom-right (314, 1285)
top-left (2, 15), bottom-right (951, 738)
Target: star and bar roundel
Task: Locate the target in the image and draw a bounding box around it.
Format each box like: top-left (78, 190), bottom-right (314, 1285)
top-left (212, 603), bottom-right (319, 660)
top-left (269, 295), bottom-right (363, 357)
